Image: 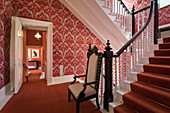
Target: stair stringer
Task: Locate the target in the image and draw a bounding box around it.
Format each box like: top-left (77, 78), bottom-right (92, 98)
top-left (59, 0), bottom-right (128, 50)
top-left (109, 43), bottom-right (160, 113)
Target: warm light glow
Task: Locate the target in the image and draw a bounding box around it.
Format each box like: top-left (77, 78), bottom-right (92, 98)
top-left (18, 31), bottom-right (22, 37)
top-left (35, 32), bottom-right (41, 40)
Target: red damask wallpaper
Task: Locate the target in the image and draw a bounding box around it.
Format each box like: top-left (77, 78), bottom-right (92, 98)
top-left (0, 0), bottom-right (12, 89)
top-left (12, 0), bottom-right (105, 77)
top-left (159, 5), bottom-right (170, 26)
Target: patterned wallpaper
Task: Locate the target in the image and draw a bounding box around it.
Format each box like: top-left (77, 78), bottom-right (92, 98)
top-left (0, 0), bottom-right (12, 89)
top-left (159, 5), bottom-right (170, 26)
top-left (12, 0), bottom-right (105, 77)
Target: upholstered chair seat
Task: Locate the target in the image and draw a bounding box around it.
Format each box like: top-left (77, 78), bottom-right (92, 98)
top-left (68, 83), bottom-right (96, 99)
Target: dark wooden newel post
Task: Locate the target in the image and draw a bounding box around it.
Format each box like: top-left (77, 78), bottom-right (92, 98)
top-left (104, 40), bottom-right (113, 111)
top-left (154, 0), bottom-right (158, 44)
top-left (132, 5), bottom-right (135, 36)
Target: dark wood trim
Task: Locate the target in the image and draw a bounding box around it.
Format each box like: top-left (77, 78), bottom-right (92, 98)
top-left (132, 5), bottom-right (136, 36)
top-left (104, 40), bottom-right (113, 111)
top-left (134, 6), bottom-right (150, 14)
top-left (154, 0), bottom-right (159, 44)
top-left (119, 0), bottom-right (132, 14)
top-left (113, 1), bottom-right (154, 57)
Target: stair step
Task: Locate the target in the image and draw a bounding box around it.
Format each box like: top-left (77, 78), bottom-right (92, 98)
top-left (123, 80), bottom-right (134, 91)
top-left (116, 90), bottom-right (129, 103)
top-left (149, 56), bottom-right (170, 65)
top-left (131, 81), bottom-right (170, 107)
top-left (158, 38), bottom-right (163, 44)
top-left (163, 37), bottom-right (170, 43)
top-left (137, 72), bottom-right (170, 89)
top-left (114, 104), bottom-right (136, 113)
top-left (128, 71), bottom-right (138, 81)
top-left (123, 92), bottom-right (170, 113)
top-left (134, 64), bottom-right (143, 72)
top-left (159, 42), bottom-right (170, 49)
top-left (154, 49), bottom-right (170, 56)
top-left (144, 64), bottom-right (170, 75)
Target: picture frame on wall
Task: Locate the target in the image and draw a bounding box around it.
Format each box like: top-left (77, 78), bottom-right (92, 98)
top-left (32, 49), bottom-right (39, 58)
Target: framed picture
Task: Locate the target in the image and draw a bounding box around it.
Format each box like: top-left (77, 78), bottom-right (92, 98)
top-left (32, 49), bottom-right (39, 58)
top-left (28, 49), bottom-right (31, 58)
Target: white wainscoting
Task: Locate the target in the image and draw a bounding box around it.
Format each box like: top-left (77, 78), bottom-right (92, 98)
top-left (48, 75), bottom-right (75, 85)
top-left (0, 83), bottom-right (13, 110)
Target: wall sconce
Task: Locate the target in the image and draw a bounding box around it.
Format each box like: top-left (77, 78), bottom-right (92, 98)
top-left (18, 31), bottom-right (22, 37)
top-left (35, 32), bottom-right (41, 41)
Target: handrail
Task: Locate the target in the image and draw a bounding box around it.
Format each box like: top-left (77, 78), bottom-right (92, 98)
top-left (113, 1), bottom-right (154, 57)
top-left (119, 0), bottom-right (132, 14)
top-left (134, 6), bottom-right (150, 14)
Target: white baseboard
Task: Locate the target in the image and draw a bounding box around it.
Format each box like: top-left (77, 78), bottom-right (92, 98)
top-left (0, 83), bottom-right (13, 110)
top-left (48, 75), bottom-right (74, 85)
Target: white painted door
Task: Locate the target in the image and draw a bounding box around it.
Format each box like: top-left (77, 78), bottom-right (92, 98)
top-left (14, 17), bottom-right (23, 94)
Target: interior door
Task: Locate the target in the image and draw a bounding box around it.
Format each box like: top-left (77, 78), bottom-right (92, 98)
top-left (42, 32), bottom-right (47, 79)
top-left (14, 17), bottom-right (23, 94)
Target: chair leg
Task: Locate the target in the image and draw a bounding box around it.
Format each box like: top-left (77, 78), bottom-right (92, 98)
top-left (76, 102), bottom-right (79, 113)
top-left (96, 96), bottom-right (100, 109)
top-left (68, 89), bottom-right (71, 102)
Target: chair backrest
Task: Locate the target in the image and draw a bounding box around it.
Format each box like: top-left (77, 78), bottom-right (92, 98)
top-left (85, 45), bottom-right (103, 89)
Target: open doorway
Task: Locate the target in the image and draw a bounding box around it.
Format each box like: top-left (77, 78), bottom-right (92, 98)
top-left (10, 17), bottom-right (53, 94)
top-left (24, 29), bottom-right (47, 82)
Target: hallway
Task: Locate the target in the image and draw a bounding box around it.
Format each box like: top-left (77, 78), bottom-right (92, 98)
top-left (0, 74), bottom-right (101, 113)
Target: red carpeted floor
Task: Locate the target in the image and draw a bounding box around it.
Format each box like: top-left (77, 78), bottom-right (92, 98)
top-left (114, 37), bottom-right (170, 113)
top-left (0, 72), bottom-right (101, 113)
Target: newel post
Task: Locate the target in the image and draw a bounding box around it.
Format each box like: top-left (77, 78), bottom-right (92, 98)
top-left (104, 40), bottom-right (113, 111)
top-left (154, 0), bottom-right (158, 44)
top-left (132, 5), bottom-right (136, 36)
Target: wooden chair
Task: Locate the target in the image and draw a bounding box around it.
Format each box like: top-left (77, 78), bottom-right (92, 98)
top-left (68, 45), bottom-right (103, 113)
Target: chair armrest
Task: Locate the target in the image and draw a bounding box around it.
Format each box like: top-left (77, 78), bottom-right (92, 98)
top-left (83, 81), bottom-right (97, 87)
top-left (71, 75), bottom-right (86, 84)
top-left (78, 81), bottom-right (97, 99)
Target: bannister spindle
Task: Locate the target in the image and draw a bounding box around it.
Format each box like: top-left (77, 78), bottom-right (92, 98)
top-left (118, 55), bottom-right (121, 89)
top-left (126, 48), bottom-right (128, 79)
top-left (137, 13), bottom-right (140, 31)
top-left (115, 0), bottom-right (119, 21)
top-left (111, 0), bottom-right (114, 14)
top-left (114, 57), bottom-right (117, 101)
top-left (105, 0), bottom-right (107, 7)
top-left (118, 1), bottom-right (121, 21)
top-left (122, 52), bottom-right (125, 89)
top-left (123, 8), bottom-right (125, 27)
top-left (132, 5), bottom-right (135, 36)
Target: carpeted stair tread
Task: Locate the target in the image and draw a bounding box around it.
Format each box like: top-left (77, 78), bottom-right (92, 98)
top-left (137, 72), bottom-right (170, 89)
top-left (163, 37), bottom-right (170, 43)
top-left (131, 81), bottom-right (170, 107)
top-left (149, 56), bottom-right (170, 65)
top-left (114, 104), bottom-right (136, 113)
top-left (144, 64), bottom-right (170, 75)
top-left (159, 42), bottom-right (170, 49)
top-left (154, 49), bottom-right (170, 56)
top-left (123, 92), bottom-right (170, 113)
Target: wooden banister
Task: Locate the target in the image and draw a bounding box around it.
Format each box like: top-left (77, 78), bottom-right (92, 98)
top-left (113, 1), bottom-right (154, 57)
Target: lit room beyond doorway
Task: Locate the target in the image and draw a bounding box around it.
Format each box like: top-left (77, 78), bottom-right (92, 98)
top-left (24, 29), bottom-right (47, 82)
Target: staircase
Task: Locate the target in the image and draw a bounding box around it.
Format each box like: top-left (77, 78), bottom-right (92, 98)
top-left (59, 0), bottom-right (130, 50)
top-left (114, 36), bottom-right (170, 112)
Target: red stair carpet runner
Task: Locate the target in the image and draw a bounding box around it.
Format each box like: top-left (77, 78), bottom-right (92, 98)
top-left (114, 37), bottom-right (170, 113)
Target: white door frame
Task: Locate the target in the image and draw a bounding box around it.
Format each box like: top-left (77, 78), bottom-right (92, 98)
top-left (10, 17), bottom-right (53, 91)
